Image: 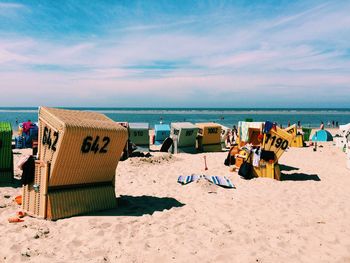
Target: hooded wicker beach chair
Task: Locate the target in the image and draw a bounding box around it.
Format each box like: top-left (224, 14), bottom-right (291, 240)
top-left (196, 123), bottom-right (222, 152)
top-left (22, 107), bottom-right (128, 220)
top-left (171, 122), bottom-right (198, 153)
top-left (0, 122), bottom-right (13, 183)
top-left (154, 124), bottom-right (170, 145)
top-left (253, 125), bottom-right (295, 180)
top-left (129, 122), bottom-right (150, 152)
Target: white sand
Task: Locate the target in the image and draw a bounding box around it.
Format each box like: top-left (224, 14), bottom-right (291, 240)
top-left (1, 143), bottom-right (350, 262)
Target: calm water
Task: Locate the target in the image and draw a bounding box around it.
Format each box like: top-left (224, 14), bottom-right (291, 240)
top-left (1, 107), bottom-right (350, 130)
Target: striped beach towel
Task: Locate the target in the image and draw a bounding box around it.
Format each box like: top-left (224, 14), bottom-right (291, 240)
top-left (177, 174), bottom-right (201, 185)
top-left (204, 175), bottom-right (235, 188)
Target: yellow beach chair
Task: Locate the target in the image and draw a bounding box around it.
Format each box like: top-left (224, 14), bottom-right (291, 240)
top-left (22, 107), bottom-right (128, 220)
top-left (285, 125), bottom-right (303, 147)
top-left (252, 125), bottom-right (294, 180)
top-left (196, 123), bottom-right (222, 152)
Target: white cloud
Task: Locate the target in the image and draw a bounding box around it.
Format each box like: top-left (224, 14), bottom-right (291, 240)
top-left (0, 1), bottom-right (350, 106)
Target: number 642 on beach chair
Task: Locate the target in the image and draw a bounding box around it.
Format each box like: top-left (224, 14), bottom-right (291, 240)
top-left (22, 107), bottom-right (128, 220)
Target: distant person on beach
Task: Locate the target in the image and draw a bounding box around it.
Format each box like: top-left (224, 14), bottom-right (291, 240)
top-left (332, 120), bottom-right (335, 127)
top-left (22, 120), bottom-right (32, 135)
top-left (226, 130), bottom-right (232, 146)
top-left (288, 121), bottom-right (290, 127)
top-left (232, 125), bottom-right (238, 142)
top-left (336, 121), bottom-right (339, 127)
top-left (297, 120), bottom-right (301, 128)
top-left (320, 122), bottom-right (324, 130)
top-left (327, 121), bottom-right (331, 127)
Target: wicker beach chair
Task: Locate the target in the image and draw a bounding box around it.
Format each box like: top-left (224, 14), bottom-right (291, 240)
top-left (196, 123), bottom-right (222, 152)
top-left (154, 124), bottom-right (170, 145)
top-left (254, 125), bottom-right (295, 180)
top-left (129, 122), bottom-right (150, 152)
top-left (171, 122), bottom-right (198, 153)
top-left (22, 107), bottom-right (128, 220)
top-left (0, 122), bottom-right (13, 183)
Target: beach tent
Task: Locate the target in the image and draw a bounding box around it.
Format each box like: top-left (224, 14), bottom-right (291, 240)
top-left (129, 122), bottom-right (150, 152)
top-left (154, 124), bottom-right (170, 145)
top-left (171, 122), bottom-right (198, 153)
top-left (22, 107), bottom-right (128, 220)
top-left (0, 122), bottom-right (13, 183)
top-left (311, 130), bottom-right (333, 142)
top-left (196, 122), bottom-right (222, 152)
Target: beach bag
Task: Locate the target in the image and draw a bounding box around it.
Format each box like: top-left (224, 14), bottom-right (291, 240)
top-left (224, 152), bottom-right (235, 166)
top-left (238, 153), bottom-right (254, 179)
top-left (21, 156), bottom-right (35, 185)
top-left (238, 161), bottom-right (253, 179)
top-left (224, 146), bottom-right (238, 166)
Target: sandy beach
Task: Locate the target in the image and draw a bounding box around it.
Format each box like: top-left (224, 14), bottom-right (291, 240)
top-left (0, 139), bottom-right (350, 263)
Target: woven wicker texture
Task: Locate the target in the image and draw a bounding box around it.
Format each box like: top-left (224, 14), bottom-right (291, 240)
top-left (38, 107), bottom-right (128, 186)
top-left (129, 123), bottom-right (150, 146)
top-left (23, 107), bottom-right (127, 219)
top-left (47, 185), bottom-right (116, 220)
top-left (0, 122), bottom-right (13, 182)
top-left (171, 122), bottom-right (198, 147)
top-left (195, 123), bottom-right (221, 145)
top-left (253, 162), bottom-right (280, 179)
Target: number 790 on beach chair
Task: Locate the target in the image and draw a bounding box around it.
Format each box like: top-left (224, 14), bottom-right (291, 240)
top-left (254, 126), bottom-right (294, 180)
top-left (22, 107), bottom-right (128, 220)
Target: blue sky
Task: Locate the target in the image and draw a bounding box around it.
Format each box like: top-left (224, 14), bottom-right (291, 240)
top-left (0, 0), bottom-right (349, 107)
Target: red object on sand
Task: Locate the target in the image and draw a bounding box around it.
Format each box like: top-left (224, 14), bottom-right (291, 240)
top-left (204, 155), bottom-right (208, 170)
top-left (15, 195), bottom-right (22, 205)
top-left (8, 217), bottom-right (24, 223)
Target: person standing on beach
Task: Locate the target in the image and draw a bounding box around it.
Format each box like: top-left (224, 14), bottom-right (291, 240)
top-left (22, 120), bottom-right (32, 135)
top-left (336, 121), bottom-right (339, 127)
top-left (297, 120), bottom-right (301, 128)
top-left (320, 122), bottom-right (324, 130)
top-left (232, 125), bottom-right (238, 143)
top-left (288, 121), bottom-right (290, 127)
top-left (332, 120), bottom-right (335, 127)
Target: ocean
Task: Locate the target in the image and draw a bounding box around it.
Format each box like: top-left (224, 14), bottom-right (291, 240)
top-left (1, 107), bottom-right (350, 130)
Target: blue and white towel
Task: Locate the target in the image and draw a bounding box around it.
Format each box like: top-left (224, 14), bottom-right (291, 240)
top-left (177, 174), bottom-right (202, 185)
top-left (204, 175), bottom-right (235, 188)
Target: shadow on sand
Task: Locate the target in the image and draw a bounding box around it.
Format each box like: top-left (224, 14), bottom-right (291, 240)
top-left (279, 164), bottom-right (300, 172)
top-left (89, 195), bottom-right (185, 217)
top-left (280, 173), bottom-right (321, 181)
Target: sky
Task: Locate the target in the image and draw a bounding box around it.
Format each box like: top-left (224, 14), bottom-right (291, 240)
top-left (0, 0), bottom-right (349, 108)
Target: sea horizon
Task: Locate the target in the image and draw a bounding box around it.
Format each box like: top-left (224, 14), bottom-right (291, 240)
top-left (1, 107), bottom-right (349, 129)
